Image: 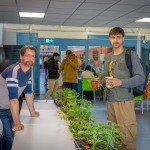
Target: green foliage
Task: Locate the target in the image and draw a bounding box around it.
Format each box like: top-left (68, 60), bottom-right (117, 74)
top-left (54, 88), bottom-right (122, 150)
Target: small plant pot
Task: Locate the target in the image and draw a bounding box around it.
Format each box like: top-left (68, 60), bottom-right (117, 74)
top-left (90, 81), bottom-right (98, 89)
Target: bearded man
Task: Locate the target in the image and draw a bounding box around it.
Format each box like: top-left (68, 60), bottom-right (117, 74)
top-left (0, 45), bottom-right (40, 150)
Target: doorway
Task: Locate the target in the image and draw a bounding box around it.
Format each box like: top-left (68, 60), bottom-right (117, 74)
top-left (39, 45), bottom-right (59, 95)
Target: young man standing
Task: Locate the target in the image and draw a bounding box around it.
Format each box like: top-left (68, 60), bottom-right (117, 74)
top-left (60, 50), bottom-right (78, 93)
top-left (0, 45), bottom-right (40, 150)
top-left (104, 27), bottom-right (145, 150)
top-left (44, 53), bottom-right (60, 100)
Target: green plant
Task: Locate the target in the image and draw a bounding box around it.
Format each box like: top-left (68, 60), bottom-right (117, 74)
top-left (54, 88), bottom-right (123, 150)
top-left (70, 120), bottom-right (122, 150)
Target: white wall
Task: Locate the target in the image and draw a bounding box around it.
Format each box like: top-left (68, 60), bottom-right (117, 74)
top-left (3, 32), bottom-right (16, 45)
top-left (0, 24), bottom-right (3, 46)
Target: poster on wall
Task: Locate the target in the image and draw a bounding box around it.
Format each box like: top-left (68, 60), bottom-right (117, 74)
top-left (40, 45), bottom-right (59, 56)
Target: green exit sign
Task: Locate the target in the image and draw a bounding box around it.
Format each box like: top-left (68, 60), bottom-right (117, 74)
top-left (46, 39), bottom-right (54, 43)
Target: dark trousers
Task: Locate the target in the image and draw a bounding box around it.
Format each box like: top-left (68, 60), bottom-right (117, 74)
top-left (0, 92), bottom-right (25, 150)
top-left (82, 91), bottom-right (94, 100)
top-left (62, 82), bottom-right (78, 93)
top-left (0, 109), bottom-right (14, 150)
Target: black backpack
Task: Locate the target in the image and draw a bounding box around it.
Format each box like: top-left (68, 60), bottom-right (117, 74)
top-left (125, 49), bottom-right (149, 97)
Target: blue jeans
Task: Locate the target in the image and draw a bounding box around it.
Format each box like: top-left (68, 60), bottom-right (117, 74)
top-left (0, 109), bottom-right (14, 150)
top-left (62, 82), bottom-right (78, 93)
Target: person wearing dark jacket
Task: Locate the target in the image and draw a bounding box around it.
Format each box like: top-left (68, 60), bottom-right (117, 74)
top-left (44, 53), bottom-right (60, 100)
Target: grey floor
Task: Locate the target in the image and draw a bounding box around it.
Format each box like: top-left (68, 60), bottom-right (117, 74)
top-left (35, 70), bottom-right (150, 150)
top-left (92, 100), bottom-right (150, 150)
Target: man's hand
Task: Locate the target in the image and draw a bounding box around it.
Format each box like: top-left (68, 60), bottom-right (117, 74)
top-left (12, 123), bottom-right (24, 131)
top-left (30, 111), bottom-right (40, 117)
top-left (107, 78), bottom-right (122, 88)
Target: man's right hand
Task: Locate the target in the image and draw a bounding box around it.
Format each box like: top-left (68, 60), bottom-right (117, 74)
top-left (12, 123), bottom-right (24, 131)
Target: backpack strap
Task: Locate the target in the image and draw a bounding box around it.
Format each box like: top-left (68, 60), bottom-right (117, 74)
top-left (125, 49), bottom-right (133, 93)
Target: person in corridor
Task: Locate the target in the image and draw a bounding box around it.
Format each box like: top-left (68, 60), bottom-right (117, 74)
top-left (0, 45), bottom-right (40, 150)
top-left (104, 27), bottom-right (145, 150)
top-left (44, 53), bottom-right (60, 100)
top-left (43, 56), bottom-right (48, 85)
top-left (59, 50), bottom-right (78, 93)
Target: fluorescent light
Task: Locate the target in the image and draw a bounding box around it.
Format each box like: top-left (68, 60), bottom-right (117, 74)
top-left (136, 18), bottom-right (150, 22)
top-left (19, 12), bottom-right (45, 18)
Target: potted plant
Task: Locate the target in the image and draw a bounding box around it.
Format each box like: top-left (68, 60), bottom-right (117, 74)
top-left (90, 78), bottom-right (99, 90)
top-left (53, 88), bottom-right (123, 150)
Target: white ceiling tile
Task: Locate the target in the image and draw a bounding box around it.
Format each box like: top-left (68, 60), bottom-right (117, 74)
top-left (0, 12), bottom-right (19, 17)
top-left (136, 5), bottom-right (150, 13)
top-left (18, 7), bottom-right (47, 13)
top-left (47, 8), bottom-right (75, 15)
top-left (0, 0), bottom-right (16, 6)
top-left (0, 17), bottom-right (20, 24)
top-left (70, 14), bottom-right (95, 20)
top-left (49, 1), bottom-right (81, 9)
top-left (65, 19), bottom-right (89, 24)
top-left (0, 0), bottom-right (149, 28)
top-left (43, 19), bottom-right (65, 24)
top-left (92, 15), bottom-right (118, 21)
top-left (86, 19), bottom-right (109, 24)
top-left (44, 14), bottom-right (70, 19)
top-left (17, 0), bottom-right (49, 7)
top-left (124, 22), bottom-right (150, 28)
top-left (0, 20), bottom-right (20, 24)
top-left (42, 22), bottom-right (62, 25)
top-left (74, 9), bottom-right (102, 15)
top-left (20, 18), bottom-right (43, 24)
top-left (123, 12), bottom-right (150, 19)
top-left (100, 11), bottom-right (128, 17)
top-left (43, 18), bottom-right (66, 24)
top-left (108, 4), bottom-right (141, 11)
top-left (63, 22), bottom-right (84, 26)
top-left (85, 0), bottom-right (119, 4)
top-left (106, 20), bottom-right (131, 25)
top-left (0, 6), bottom-right (18, 12)
top-left (118, 0), bottom-right (150, 5)
top-left (79, 3), bottom-right (112, 10)
top-left (114, 17), bottom-right (137, 22)
top-left (141, 24), bottom-right (150, 28)
top-left (51, 0), bottom-right (84, 2)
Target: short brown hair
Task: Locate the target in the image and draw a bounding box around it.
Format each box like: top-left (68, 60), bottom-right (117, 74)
top-left (20, 45), bottom-right (37, 57)
top-left (109, 27), bottom-right (125, 37)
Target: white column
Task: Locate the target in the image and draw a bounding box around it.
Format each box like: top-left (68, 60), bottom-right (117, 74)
top-left (0, 24), bottom-right (3, 47)
top-left (137, 35), bottom-right (141, 58)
